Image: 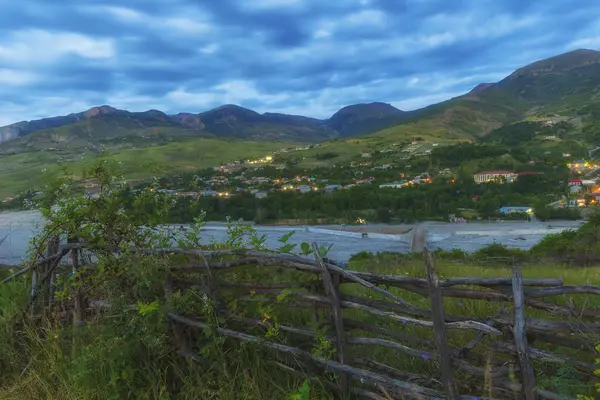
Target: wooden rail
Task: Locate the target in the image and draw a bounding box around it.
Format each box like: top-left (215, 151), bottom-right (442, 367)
top-left (4, 240), bottom-right (600, 399)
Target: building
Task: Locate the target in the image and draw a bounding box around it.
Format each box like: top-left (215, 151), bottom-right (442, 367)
top-left (379, 181), bottom-right (405, 189)
top-left (473, 170), bottom-right (516, 184)
top-left (568, 179), bottom-right (583, 186)
top-left (324, 184), bottom-right (342, 191)
top-left (254, 191), bottom-right (268, 199)
top-left (568, 160), bottom-right (589, 171)
top-left (506, 171), bottom-right (541, 183)
top-left (498, 206), bottom-right (533, 215)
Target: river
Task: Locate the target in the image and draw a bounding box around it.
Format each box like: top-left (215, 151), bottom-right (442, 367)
top-left (0, 211), bottom-right (583, 265)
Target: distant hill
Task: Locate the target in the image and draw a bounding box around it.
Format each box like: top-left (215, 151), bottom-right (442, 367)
top-left (0, 102), bottom-right (408, 150)
top-left (327, 102), bottom-right (407, 137)
top-left (371, 49), bottom-right (600, 142)
top-left (2, 49), bottom-right (600, 153)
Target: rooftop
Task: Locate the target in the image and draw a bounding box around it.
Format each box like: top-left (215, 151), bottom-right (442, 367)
top-left (474, 170), bottom-right (514, 175)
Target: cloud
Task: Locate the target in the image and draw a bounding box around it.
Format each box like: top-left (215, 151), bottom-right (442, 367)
top-left (0, 29), bottom-right (114, 65)
top-left (80, 5), bottom-right (212, 35)
top-left (0, 0), bottom-right (599, 125)
top-left (0, 69), bottom-right (39, 86)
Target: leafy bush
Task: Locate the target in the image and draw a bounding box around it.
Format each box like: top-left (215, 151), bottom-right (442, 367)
top-left (0, 158), bottom-right (330, 399)
top-left (472, 243), bottom-right (530, 261)
top-left (532, 212), bottom-right (600, 256)
top-left (315, 151), bottom-right (339, 160)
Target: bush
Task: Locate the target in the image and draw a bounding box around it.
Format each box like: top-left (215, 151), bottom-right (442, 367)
top-left (315, 152), bottom-right (339, 160)
top-left (472, 243), bottom-right (530, 262)
top-left (532, 212), bottom-right (600, 256)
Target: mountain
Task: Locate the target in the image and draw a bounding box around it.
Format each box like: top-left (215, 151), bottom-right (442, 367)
top-left (2, 49), bottom-right (600, 151)
top-left (475, 49), bottom-right (600, 106)
top-left (327, 102), bottom-right (407, 137)
top-left (377, 49), bottom-right (600, 140)
top-left (192, 104), bottom-right (336, 140)
top-left (0, 102), bottom-right (410, 148)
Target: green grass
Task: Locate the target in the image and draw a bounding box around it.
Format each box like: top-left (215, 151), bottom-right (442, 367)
top-left (203, 253), bottom-right (600, 398)
top-left (0, 138), bottom-right (293, 198)
top-left (0, 251), bottom-right (598, 399)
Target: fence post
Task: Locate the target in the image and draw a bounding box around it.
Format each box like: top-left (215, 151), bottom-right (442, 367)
top-left (45, 236), bottom-right (60, 310)
top-left (313, 242), bottom-right (349, 398)
top-left (512, 264), bottom-right (536, 400)
top-left (29, 268), bottom-right (38, 317)
top-left (423, 247), bottom-right (456, 400)
top-left (66, 234), bottom-right (86, 327)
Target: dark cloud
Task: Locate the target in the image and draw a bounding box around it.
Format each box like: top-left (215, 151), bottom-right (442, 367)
top-left (0, 0), bottom-right (598, 124)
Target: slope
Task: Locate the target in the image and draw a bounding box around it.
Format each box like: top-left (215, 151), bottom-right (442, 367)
top-left (357, 49), bottom-right (600, 146)
top-left (0, 137), bottom-right (291, 198)
top-left (0, 102), bottom-right (411, 149)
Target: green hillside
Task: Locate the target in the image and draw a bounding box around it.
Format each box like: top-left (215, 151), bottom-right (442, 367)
top-left (0, 137), bottom-right (291, 198)
top-left (2, 49), bottom-right (600, 197)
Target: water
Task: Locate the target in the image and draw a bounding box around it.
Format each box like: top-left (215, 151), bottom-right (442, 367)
top-left (0, 211), bottom-right (582, 265)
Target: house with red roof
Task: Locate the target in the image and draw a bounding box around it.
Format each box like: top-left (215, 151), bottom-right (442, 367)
top-left (568, 179), bottom-right (583, 186)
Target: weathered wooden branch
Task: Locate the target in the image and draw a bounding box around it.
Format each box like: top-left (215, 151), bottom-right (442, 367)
top-left (1, 250), bottom-right (67, 284)
top-left (458, 308), bottom-right (507, 359)
top-left (490, 342), bottom-right (597, 374)
top-left (526, 330), bottom-right (598, 352)
top-left (313, 242), bottom-right (349, 396)
top-left (344, 318), bottom-right (436, 350)
top-left (25, 248), bottom-right (70, 310)
top-left (494, 315), bottom-right (600, 333)
top-left (494, 380), bottom-right (575, 400)
top-left (11, 240), bottom-right (599, 400)
top-left (164, 273), bottom-right (202, 363)
top-left (424, 248), bottom-right (456, 400)
top-left (218, 280), bottom-right (312, 290)
top-left (227, 314), bottom-right (509, 379)
top-left (351, 358), bottom-right (441, 387)
top-left (511, 264), bottom-right (536, 400)
top-left (167, 312), bottom-right (444, 398)
top-left (269, 360), bottom-right (390, 400)
top-left (340, 298), bottom-right (501, 334)
top-left (238, 291), bottom-right (501, 334)
top-left (526, 285), bottom-right (600, 297)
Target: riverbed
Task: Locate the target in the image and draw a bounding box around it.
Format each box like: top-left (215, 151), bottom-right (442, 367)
top-left (0, 211), bottom-right (583, 265)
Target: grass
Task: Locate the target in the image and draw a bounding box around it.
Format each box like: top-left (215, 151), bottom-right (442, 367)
top-left (0, 138), bottom-right (293, 198)
top-left (192, 253), bottom-right (600, 398)
top-left (0, 250), bottom-right (598, 399)
top-left (344, 254), bottom-right (600, 397)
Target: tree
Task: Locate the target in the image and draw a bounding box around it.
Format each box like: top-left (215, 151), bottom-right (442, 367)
top-left (376, 207), bottom-right (391, 223)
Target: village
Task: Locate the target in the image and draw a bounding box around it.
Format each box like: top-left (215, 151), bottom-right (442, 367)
top-left (2, 139), bottom-right (600, 222)
top-left (129, 142), bottom-right (600, 218)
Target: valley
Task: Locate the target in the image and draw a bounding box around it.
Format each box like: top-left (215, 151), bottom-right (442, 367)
top-left (1, 49), bottom-right (600, 223)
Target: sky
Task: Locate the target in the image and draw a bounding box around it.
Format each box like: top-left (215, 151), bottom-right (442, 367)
top-left (1, 0), bottom-right (599, 126)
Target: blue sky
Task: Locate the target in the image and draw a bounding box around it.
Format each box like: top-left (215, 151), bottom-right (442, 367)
top-left (0, 0), bottom-right (599, 125)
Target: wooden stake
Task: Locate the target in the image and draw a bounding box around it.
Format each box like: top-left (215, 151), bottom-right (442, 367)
top-left (512, 263), bottom-right (536, 400)
top-left (424, 247), bottom-right (456, 400)
top-left (313, 242), bottom-right (349, 398)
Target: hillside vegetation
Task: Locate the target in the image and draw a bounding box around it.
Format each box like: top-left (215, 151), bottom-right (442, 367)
top-left (0, 138), bottom-right (291, 198)
top-left (1, 49), bottom-right (600, 198)
top-left (0, 162), bottom-right (598, 399)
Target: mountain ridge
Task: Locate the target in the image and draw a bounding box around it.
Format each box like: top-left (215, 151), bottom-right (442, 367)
top-left (0, 101), bottom-right (405, 144)
top-left (1, 48), bottom-right (600, 147)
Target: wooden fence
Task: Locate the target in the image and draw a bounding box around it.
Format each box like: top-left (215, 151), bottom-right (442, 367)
top-left (3, 240), bottom-right (600, 400)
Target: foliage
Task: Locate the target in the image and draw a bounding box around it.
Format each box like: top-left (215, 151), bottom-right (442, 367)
top-left (471, 243), bottom-right (530, 262)
top-left (0, 159), bottom-right (332, 399)
top-left (315, 151), bottom-right (339, 160)
top-left (531, 212), bottom-right (600, 256)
